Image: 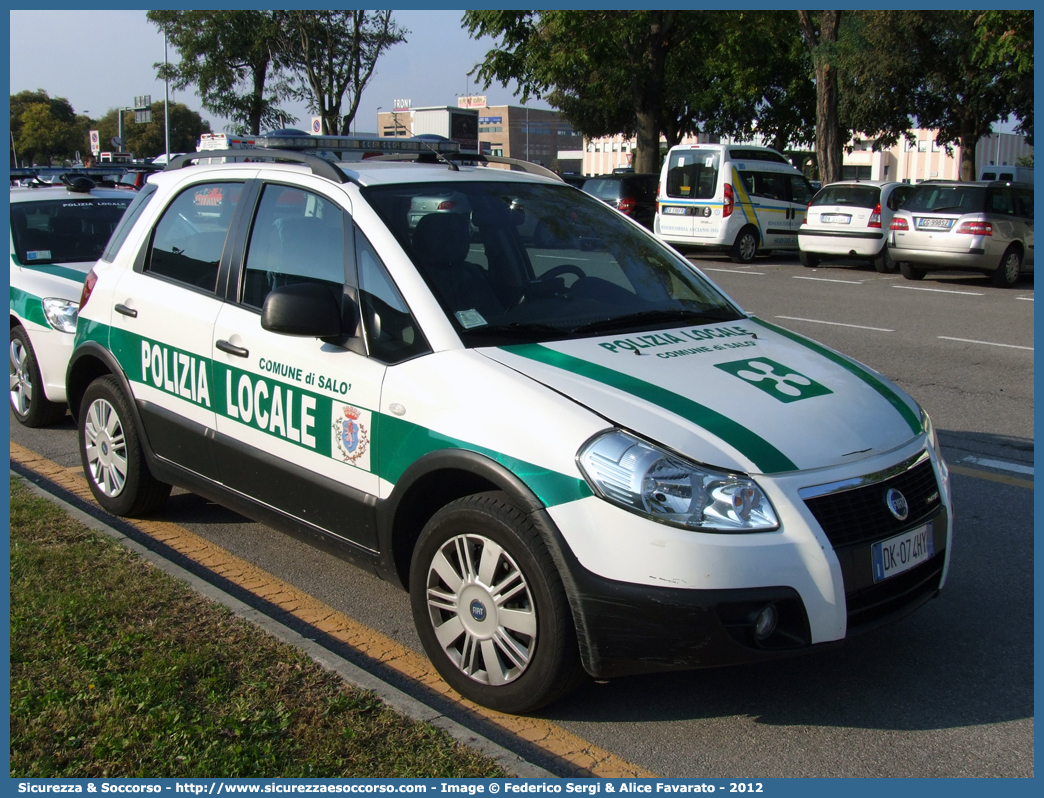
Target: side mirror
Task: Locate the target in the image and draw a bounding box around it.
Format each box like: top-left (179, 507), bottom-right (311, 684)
top-left (261, 283), bottom-right (345, 338)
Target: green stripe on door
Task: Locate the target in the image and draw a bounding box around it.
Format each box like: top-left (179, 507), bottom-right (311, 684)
top-left (753, 317), bottom-right (923, 435)
top-left (500, 343), bottom-right (798, 474)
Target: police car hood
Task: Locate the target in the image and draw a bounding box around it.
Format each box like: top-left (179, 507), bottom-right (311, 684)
top-left (480, 317), bottom-right (924, 476)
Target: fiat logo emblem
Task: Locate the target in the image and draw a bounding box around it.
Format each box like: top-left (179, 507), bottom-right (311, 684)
top-left (470, 600), bottom-right (487, 622)
top-left (885, 488), bottom-right (909, 521)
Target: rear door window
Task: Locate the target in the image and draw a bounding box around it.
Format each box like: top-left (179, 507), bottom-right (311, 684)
top-left (665, 150), bottom-right (719, 199)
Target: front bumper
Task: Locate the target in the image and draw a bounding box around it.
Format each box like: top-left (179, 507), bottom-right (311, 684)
top-left (539, 442), bottom-right (952, 679)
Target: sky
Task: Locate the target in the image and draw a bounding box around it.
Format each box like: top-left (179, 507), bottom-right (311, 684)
top-left (8, 9), bottom-right (548, 136)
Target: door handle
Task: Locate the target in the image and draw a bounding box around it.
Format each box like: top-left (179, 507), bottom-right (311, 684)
top-left (216, 339), bottom-right (249, 358)
top-left (114, 303), bottom-right (137, 318)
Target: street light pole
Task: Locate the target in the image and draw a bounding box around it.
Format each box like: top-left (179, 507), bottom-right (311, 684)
top-left (164, 31), bottom-right (171, 162)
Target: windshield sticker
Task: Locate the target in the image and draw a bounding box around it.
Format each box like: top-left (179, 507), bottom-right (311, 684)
top-left (715, 358), bottom-right (832, 403)
top-left (455, 309), bottom-right (487, 329)
top-left (25, 250), bottom-right (52, 261)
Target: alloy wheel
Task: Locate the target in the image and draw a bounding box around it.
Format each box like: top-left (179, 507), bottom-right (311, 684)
top-left (83, 397), bottom-right (129, 498)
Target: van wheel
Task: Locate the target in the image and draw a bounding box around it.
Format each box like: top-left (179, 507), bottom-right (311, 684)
top-left (9, 326), bottom-right (67, 427)
top-left (78, 375), bottom-right (171, 517)
top-left (730, 227), bottom-right (759, 264)
top-left (799, 251), bottom-right (820, 269)
top-left (991, 247), bottom-right (1022, 288)
top-left (410, 492), bottom-right (585, 714)
top-left (899, 261), bottom-right (926, 281)
top-left (873, 246), bottom-right (897, 273)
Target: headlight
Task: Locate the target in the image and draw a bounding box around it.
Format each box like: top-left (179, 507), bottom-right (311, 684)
top-left (42, 298), bottom-right (79, 333)
top-left (921, 407), bottom-right (940, 453)
top-left (577, 430), bottom-right (779, 532)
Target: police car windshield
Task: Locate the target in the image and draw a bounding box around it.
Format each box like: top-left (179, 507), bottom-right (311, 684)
top-left (362, 180), bottom-right (743, 346)
top-left (11, 197), bottom-right (132, 265)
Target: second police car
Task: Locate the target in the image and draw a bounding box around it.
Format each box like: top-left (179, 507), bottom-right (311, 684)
top-left (66, 135), bottom-right (953, 713)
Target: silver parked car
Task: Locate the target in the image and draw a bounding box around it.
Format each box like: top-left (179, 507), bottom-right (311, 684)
top-left (889, 181), bottom-right (1034, 287)
top-left (798, 180), bottom-right (916, 272)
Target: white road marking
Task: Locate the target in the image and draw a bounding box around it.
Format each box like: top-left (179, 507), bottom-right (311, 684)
top-left (1016, 297), bottom-right (1034, 301)
top-left (793, 276), bottom-right (864, 284)
top-left (532, 254), bottom-right (589, 262)
top-left (892, 285), bottom-right (984, 296)
top-left (962, 456), bottom-right (1034, 476)
top-left (938, 336), bottom-right (1033, 351)
top-left (702, 268), bottom-right (765, 276)
top-left (776, 316), bottom-right (894, 332)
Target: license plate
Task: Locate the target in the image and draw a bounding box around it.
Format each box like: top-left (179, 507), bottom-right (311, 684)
top-left (820, 213), bottom-right (851, 224)
top-left (917, 217), bottom-right (953, 230)
top-left (663, 206), bottom-right (688, 215)
top-left (871, 522), bottom-right (935, 583)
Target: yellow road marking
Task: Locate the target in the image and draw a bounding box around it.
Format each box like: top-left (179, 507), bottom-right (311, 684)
top-left (10, 440), bottom-right (655, 778)
top-left (947, 464), bottom-right (1033, 490)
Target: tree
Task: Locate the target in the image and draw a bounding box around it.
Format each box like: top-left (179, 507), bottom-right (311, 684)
top-left (275, 11), bottom-right (406, 136)
top-left (96, 102), bottom-right (211, 160)
top-left (466, 11), bottom-right (700, 174)
top-left (147, 10), bottom-right (296, 135)
top-left (972, 10), bottom-right (1033, 144)
top-left (11, 90), bottom-right (80, 165)
top-left (797, 11), bottom-right (844, 184)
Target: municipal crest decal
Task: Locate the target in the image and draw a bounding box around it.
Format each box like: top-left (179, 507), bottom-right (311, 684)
top-left (333, 404), bottom-right (370, 465)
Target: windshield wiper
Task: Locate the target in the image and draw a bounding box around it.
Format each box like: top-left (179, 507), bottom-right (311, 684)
top-left (569, 307), bottom-right (739, 336)
top-left (923, 206), bottom-right (963, 213)
top-left (469, 321), bottom-right (569, 339)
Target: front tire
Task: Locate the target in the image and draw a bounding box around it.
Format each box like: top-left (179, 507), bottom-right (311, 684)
top-left (991, 246), bottom-right (1022, 288)
top-left (410, 492), bottom-right (585, 713)
top-left (9, 326), bottom-right (67, 427)
top-left (899, 261), bottom-right (926, 281)
top-left (78, 375), bottom-right (171, 517)
top-left (730, 227), bottom-right (759, 264)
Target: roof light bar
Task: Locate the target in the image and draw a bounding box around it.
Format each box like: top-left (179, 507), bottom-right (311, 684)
top-left (256, 133), bottom-right (461, 156)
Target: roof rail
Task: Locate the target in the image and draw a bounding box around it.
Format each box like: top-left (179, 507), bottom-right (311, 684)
top-left (369, 151), bottom-right (564, 181)
top-left (165, 149), bottom-right (350, 184)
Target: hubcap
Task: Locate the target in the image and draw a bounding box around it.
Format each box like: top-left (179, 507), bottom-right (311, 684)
top-left (739, 234), bottom-right (756, 261)
top-left (1005, 254), bottom-right (1020, 282)
top-left (9, 338), bottom-right (33, 416)
top-left (425, 533), bottom-right (537, 686)
top-left (83, 398), bottom-right (129, 498)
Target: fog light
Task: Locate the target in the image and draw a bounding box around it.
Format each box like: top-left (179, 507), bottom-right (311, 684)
top-left (753, 604), bottom-right (778, 640)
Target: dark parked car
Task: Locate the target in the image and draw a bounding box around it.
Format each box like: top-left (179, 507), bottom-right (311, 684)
top-left (581, 173), bottom-right (658, 229)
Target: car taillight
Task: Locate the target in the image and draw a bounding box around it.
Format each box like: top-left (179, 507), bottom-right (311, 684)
top-left (890, 217), bottom-right (909, 231)
top-left (868, 203), bottom-right (882, 228)
top-left (723, 183), bottom-right (734, 218)
top-left (803, 203), bottom-right (810, 225)
top-left (437, 200), bottom-right (457, 210)
top-left (79, 267), bottom-right (98, 311)
top-left (618, 197), bottom-right (636, 215)
top-left (956, 221), bottom-right (992, 235)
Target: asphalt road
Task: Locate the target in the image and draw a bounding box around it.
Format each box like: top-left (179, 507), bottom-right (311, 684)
top-left (9, 251), bottom-right (1034, 777)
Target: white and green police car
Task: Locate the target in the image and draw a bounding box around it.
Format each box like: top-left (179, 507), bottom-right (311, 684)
top-left (10, 177), bottom-right (133, 426)
top-left (66, 136), bottom-right (952, 713)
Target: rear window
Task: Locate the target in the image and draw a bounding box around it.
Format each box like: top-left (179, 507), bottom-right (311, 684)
top-left (904, 185), bottom-right (986, 214)
top-left (665, 150), bottom-right (719, 200)
top-left (582, 178), bottom-right (624, 201)
top-left (810, 185), bottom-right (880, 209)
top-left (10, 195), bottom-right (133, 266)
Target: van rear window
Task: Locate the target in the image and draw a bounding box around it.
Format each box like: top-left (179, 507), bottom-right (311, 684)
top-left (665, 151), bottom-right (719, 200)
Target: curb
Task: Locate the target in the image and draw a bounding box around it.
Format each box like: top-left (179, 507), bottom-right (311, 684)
top-left (12, 469), bottom-right (552, 778)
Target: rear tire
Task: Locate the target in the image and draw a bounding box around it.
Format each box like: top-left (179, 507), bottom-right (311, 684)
top-left (9, 326), bottom-right (67, 427)
top-left (873, 245), bottom-right (897, 273)
top-left (78, 375), bottom-right (171, 517)
top-left (799, 251), bottom-right (820, 269)
top-left (899, 261), bottom-right (926, 281)
top-left (991, 247), bottom-right (1022, 288)
top-left (410, 492), bottom-right (585, 713)
top-left (729, 227), bottom-right (759, 264)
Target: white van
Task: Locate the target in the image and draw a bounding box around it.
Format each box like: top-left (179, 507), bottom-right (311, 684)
top-left (978, 165), bottom-right (1033, 183)
top-left (655, 144), bottom-right (815, 263)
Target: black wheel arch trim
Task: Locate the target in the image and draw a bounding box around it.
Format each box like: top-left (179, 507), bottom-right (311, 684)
top-left (66, 341), bottom-right (137, 427)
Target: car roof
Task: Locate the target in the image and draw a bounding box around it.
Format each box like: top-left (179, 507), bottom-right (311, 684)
top-left (152, 158), bottom-right (565, 190)
top-left (818, 180), bottom-right (898, 189)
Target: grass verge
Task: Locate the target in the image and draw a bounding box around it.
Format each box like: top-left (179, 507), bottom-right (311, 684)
top-left (9, 475), bottom-right (504, 779)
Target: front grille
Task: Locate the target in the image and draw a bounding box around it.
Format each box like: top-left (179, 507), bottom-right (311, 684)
top-left (804, 458), bottom-right (941, 549)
